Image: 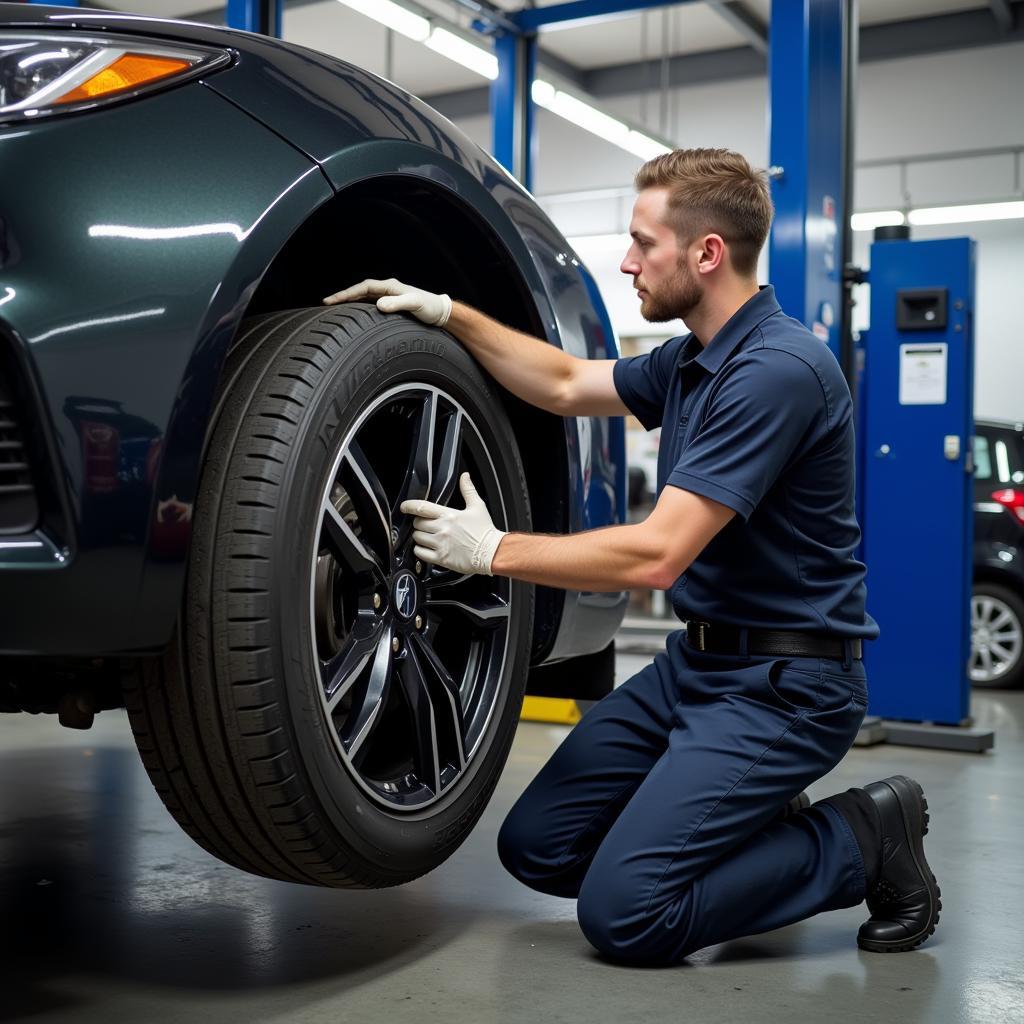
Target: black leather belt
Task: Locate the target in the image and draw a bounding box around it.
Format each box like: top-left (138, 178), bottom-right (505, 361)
top-left (685, 620), bottom-right (863, 660)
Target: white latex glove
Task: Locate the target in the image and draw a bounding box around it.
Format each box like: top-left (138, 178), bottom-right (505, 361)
top-left (322, 277), bottom-right (452, 326)
top-left (400, 473), bottom-right (506, 576)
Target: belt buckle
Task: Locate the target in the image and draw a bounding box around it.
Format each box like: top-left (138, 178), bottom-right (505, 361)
top-left (691, 619), bottom-right (710, 651)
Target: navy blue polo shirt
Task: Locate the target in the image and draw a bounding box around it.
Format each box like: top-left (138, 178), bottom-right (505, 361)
top-left (613, 285), bottom-right (878, 639)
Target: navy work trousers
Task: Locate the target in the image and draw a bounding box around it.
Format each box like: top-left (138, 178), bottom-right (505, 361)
top-left (497, 629), bottom-right (870, 964)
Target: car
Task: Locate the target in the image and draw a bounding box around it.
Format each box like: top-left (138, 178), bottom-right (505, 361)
top-left (0, 3), bottom-right (628, 888)
top-left (971, 419), bottom-right (1024, 689)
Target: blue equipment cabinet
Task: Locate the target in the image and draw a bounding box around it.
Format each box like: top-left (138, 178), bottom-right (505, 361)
top-left (861, 237), bottom-right (976, 726)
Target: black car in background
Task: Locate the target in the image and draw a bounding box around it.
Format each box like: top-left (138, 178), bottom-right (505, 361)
top-left (972, 419), bottom-right (1024, 688)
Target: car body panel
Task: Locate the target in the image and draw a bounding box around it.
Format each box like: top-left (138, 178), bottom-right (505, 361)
top-left (973, 419), bottom-right (1024, 596)
top-left (0, 4), bottom-right (628, 663)
top-left (0, 78), bottom-right (333, 653)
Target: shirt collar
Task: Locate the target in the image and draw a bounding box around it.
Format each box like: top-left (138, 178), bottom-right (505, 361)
top-left (677, 285), bottom-right (782, 375)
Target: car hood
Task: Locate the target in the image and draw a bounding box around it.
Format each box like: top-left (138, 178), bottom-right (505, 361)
top-left (0, 3), bottom-right (516, 188)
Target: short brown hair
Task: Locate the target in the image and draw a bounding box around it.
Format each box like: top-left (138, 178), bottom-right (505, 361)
top-left (635, 148), bottom-right (773, 277)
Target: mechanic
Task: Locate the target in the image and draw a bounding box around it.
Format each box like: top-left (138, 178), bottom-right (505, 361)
top-left (323, 147), bottom-right (940, 964)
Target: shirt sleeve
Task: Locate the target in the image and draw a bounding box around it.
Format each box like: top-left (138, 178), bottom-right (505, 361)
top-left (666, 349), bottom-right (827, 520)
top-left (612, 335), bottom-right (687, 431)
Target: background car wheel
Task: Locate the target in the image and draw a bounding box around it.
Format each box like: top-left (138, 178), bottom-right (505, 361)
top-left (969, 582), bottom-right (1024, 689)
top-left (124, 304), bottom-right (534, 886)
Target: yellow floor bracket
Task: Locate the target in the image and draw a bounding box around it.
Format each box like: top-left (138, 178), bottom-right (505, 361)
top-left (520, 696), bottom-right (581, 725)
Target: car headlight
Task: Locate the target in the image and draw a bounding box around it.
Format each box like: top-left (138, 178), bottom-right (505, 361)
top-left (0, 32), bottom-right (231, 123)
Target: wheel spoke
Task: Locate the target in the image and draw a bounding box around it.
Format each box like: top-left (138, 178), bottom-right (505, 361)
top-left (980, 645), bottom-right (994, 675)
top-left (433, 409), bottom-right (464, 509)
top-left (411, 633), bottom-right (466, 770)
top-left (990, 639), bottom-right (1019, 661)
top-left (342, 439), bottom-right (394, 573)
top-left (989, 609), bottom-right (1012, 630)
top-left (427, 590), bottom-right (511, 629)
top-left (322, 499), bottom-right (384, 580)
top-left (340, 625), bottom-right (394, 760)
top-left (428, 568), bottom-right (475, 589)
top-left (324, 613), bottom-right (384, 711)
top-left (396, 643), bottom-right (442, 796)
top-left (394, 391), bottom-right (437, 512)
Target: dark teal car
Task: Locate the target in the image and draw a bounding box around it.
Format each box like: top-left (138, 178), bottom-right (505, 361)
top-left (0, 3), bottom-right (627, 887)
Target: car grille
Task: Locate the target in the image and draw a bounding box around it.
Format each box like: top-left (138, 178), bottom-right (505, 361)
top-left (0, 370), bottom-right (39, 535)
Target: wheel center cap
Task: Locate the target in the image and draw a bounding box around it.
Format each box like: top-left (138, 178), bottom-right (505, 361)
top-left (393, 571), bottom-right (418, 620)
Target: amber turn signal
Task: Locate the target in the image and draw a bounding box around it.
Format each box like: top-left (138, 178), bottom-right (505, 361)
top-left (55, 54), bottom-right (192, 105)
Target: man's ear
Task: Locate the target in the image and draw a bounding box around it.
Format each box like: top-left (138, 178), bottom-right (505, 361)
top-left (696, 233), bottom-right (726, 275)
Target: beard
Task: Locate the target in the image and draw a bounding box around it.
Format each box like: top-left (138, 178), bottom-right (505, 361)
top-left (638, 260), bottom-right (703, 323)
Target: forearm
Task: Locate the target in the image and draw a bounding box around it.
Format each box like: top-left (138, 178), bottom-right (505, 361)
top-left (490, 524), bottom-right (664, 591)
top-left (446, 301), bottom-right (576, 415)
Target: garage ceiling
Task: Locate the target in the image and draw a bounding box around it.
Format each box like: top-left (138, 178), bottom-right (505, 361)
top-left (86, 0), bottom-right (1021, 101)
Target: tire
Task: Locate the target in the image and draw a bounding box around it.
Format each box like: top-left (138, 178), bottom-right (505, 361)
top-left (124, 304), bottom-right (535, 887)
top-left (969, 582), bottom-right (1024, 689)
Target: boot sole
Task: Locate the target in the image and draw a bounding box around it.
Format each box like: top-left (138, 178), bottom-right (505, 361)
top-left (857, 776), bottom-right (942, 953)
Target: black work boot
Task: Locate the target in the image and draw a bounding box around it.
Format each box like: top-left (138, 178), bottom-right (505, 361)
top-left (857, 776), bottom-right (942, 953)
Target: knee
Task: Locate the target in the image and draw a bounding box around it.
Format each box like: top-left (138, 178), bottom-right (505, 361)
top-left (576, 875), bottom-right (694, 965)
top-left (576, 876), bottom-right (649, 963)
top-left (496, 804), bottom-right (585, 898)
top-left (496, 808), bottom-right (532, 882)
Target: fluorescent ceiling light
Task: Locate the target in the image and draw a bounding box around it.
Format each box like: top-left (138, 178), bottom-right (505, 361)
top-left (623, 130), bottom-right (671, 160)
top-left (541, 88), bottom-right (630, 144)
top-left (531, 79), bottom-right (555, 106)
top-left (425, 27), bottom-right (498, 80)
top-left (329, 5), bottom-right (670, 160)
top-left (850, 210), bottom-right (905, 232)
top-left (335, 0), bottom-right (430, 41)
top-left (532, 78), bottom-right (670, 160)
top-left (908, 200), bottom-right (1024, 226)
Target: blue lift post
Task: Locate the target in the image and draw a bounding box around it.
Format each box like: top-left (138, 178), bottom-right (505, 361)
top-left (768, 0), bottom-right (856, 380)
top-left (490, 32), bottom-right (538, 192)
top-left (226, 0), bottom-right (282, 38)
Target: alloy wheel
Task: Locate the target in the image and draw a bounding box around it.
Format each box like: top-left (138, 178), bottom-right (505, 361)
top-left (309, 383), bottom-right (513, 811)
top-left (970, 592), bottom-right (1023, 684)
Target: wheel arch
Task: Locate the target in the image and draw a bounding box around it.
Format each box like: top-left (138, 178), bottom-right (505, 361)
top-left (973, 564), bottom-right (1024, 598)
top-left (146, 171), bottom-right (571, 663)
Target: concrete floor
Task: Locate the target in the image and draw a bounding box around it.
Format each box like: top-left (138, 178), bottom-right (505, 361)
top-left (2, 643), bottom-right (1022, 1024)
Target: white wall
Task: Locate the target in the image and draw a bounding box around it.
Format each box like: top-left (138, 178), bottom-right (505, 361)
top-left (449, 42), bottom-right (1024, 420)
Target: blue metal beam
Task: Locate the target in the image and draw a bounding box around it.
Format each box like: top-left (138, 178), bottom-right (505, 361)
top-left (491, 31), bottom-right (537, 191)
top-left (706, 1), bottom-right (768, 55)
top-left (511, 0), bottom-right (699, 33)
top-left (768, 0), bottom-right (853, 368)
top-left (226, 0), bottom-right (281, 36)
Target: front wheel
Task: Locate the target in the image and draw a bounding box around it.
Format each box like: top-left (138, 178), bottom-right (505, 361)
top-left (125, 304), bottom-right (534, 887)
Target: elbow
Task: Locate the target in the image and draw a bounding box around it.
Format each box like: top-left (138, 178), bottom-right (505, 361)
top-left (646, 560), bottom-right (679, 592)
top-left (550, 373), bottom-right (573, 417)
